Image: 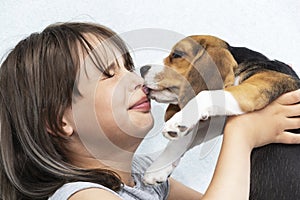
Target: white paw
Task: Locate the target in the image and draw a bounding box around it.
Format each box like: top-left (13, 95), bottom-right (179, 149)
top-left (162, 105), bottom-right (207, 140)
top-left (162, 117), bottom-right (195, 140)
top-left (143, 165), bottom-right (174, 185)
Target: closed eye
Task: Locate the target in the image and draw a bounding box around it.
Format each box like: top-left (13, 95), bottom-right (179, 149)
top-left (101, 63), bottom-right (116, 80)
top-left (170, 50), bottom-right (185, 59)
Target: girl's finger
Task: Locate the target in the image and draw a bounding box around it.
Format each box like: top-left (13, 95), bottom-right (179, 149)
top-left (285, 103), bottom-right (300, 117)
top-left (276, 89), bottom-right (300, 105)
top-left (284, 118), bottom-right (300, 130)
top-left (274, 131), bottom-right (300, 144)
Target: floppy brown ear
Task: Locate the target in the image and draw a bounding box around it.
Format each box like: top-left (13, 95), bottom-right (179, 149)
top-left (165, 104), bottom-right (181, 121)
top-left (193, 46), bottom-right (237, 89)
top-left (210, 47), bottom-right (237, 88)
top-left (178, 46), bottom-right (237, 108)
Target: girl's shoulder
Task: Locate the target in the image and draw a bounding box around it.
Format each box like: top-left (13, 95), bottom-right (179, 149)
top-left (48, 181), bottom-right (121, 200)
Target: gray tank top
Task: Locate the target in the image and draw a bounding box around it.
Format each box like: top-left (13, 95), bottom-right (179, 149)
top-left (48, 156), bottom-right (169, 200)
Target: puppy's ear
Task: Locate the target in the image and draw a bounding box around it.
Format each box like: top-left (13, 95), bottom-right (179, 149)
top-left (192, 36), bottom-right (237, 88)
top-left (177, 47), bottom-right (237, 108)
top-left (165, 104), bottom-right (181, 121)
top-left (211, 47), bottom-right (237, 88)
top-left (190, 47), bottom-right (237, 90)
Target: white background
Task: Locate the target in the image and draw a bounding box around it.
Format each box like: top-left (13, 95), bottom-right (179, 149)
top-left (1, 0), bottom-right (299, 193)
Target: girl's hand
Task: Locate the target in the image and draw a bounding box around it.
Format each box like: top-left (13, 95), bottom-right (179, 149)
top-left (224, 89), bottom-right (300, 149)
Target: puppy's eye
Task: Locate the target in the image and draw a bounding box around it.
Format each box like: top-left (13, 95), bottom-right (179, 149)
top-left (171, 51), bottom-right (184, 59)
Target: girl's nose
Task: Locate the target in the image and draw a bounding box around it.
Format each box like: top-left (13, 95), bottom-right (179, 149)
top-left (129, 70), bottom-right (145, 91)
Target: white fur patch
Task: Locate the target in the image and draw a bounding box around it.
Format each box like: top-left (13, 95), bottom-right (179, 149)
top-left (234, 76), bottom-right (241, 86)
top-left (143, 64), bottom-right (165, 89)
top-left (162, 90), bottom-right (244, 139)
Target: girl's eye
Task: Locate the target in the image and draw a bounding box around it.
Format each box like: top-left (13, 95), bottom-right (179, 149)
top-left (103, 70), bottom-right (115, 78)
top-left (107, 68), bottom-right (115, 77)
top-left (102, 63), bottom-right (117, 78)
top-left (100, 68), bottom-right (115, 81)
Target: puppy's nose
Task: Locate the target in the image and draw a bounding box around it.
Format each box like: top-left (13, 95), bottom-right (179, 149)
top-left (140, 65), bottom-right (151, 78)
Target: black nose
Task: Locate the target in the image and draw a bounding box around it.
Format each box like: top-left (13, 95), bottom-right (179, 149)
top-left (140, 65), bottom-right (151, 78)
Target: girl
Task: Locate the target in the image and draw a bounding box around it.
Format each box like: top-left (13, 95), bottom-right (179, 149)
top-left (1, 22), bottom-right (300, 200)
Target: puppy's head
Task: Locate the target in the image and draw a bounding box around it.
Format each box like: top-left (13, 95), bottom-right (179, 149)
top-left (141, 35), bottom-right (237, 120)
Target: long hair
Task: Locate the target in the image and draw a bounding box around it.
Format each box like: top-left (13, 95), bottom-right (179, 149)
top-left (0, 22), bottom-right (134, 199)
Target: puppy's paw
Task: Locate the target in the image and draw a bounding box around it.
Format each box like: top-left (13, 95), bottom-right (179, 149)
top-left (162, 122), bottom-right (192, 140)
top-left (143, 165), bottom-right (174, 185)
top-left (162, 110), bottom-right (201, 140)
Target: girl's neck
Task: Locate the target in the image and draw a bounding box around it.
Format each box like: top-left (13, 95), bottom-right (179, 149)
top-left (66, 133), bottom-right (141, 186)
top-left (68, 148), bottom-right (136, 186)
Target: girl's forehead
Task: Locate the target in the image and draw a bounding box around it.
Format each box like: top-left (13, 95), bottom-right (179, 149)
top-left (83, 33), bottom-right (125, 66)
top-left (76, 34), bottom-right (125, 81)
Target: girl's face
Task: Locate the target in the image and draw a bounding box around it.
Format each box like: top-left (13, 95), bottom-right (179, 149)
top-left (94, 60), bottom-right (154, 149)
top-left (71, 38), bottom-right (154, 160)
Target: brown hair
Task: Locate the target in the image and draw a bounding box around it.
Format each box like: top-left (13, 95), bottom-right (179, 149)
top-left (0, 22), bottom-right (134, 199)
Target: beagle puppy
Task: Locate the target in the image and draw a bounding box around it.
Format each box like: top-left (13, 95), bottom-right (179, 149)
top-left (141, 35), bottom-right (300, 199)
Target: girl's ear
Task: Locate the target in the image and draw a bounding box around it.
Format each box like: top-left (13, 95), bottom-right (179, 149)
top-left (61, 109), bottom-right (75, 137)
top-left (61, 116), bottom-right (74, 137)
top-left (46, 109), bottom-right (75, 137)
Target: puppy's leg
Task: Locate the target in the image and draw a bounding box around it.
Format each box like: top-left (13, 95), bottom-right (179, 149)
top-left (163, 89), bottom-right (244, 139)
top-left (143, 128), bottom-right (198, 185)
top-left (163, 71), bottom-right (299, 139)
top-left (226, 71), bottom-right (299, 112)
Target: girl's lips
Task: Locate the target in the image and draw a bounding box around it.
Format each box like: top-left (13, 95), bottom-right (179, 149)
top-left (129, 97), bottom-right (151, 112)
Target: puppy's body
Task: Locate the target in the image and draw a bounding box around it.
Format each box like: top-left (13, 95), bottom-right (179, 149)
top-left (141, 35), bottom-right (300, 199)
top-left (230, 46), bottom-right (300, 200)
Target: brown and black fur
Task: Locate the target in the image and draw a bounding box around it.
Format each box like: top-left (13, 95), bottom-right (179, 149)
top-left (163, 36), bottom-right (300, 120)
top-left (188, 36), bottom-right (299, 200)
top-left (229, 44), bottom-right (300, 200)
top-left (148, 35), bottom-right (300, 199)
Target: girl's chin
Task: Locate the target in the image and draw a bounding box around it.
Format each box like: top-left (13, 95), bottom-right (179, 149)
top-left (129, 112), bottom-right (154, 129)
